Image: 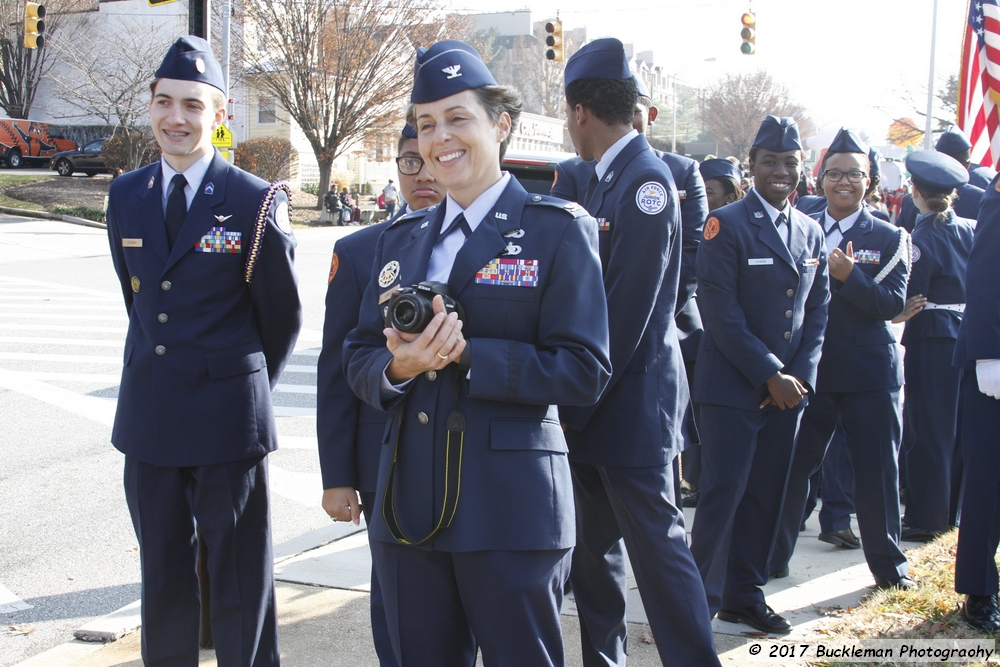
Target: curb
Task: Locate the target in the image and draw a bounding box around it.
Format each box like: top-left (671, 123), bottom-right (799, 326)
top-left (72, 599), bottom-right (141, 643)
top-left (0, 205), bottom-right (105, 230)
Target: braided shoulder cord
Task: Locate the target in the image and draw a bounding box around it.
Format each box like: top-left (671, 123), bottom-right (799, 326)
top-left (873, 227), bottom-right (911, 285)
top-left (244, 181), bottom-right (292, 284)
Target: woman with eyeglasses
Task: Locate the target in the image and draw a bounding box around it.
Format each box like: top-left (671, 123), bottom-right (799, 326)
top-left (771, 128), bottom-right (914, 590)
top-left (894, 150), bottom-right (976, 545)
top-left (344, 41), bottom-right (611, 665)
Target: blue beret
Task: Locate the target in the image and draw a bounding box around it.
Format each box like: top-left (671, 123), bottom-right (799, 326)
top-left (751, 116), bottom-right (802, 152)
top-left (401, 123), bottom-right (417, 139)
top-left (699, 158), bottom-right (742, 183)
top-left (155, 36), bottom-right (225, 93)
top-left (906, 150), bottom-right (969, 190)
top-left (868, 147), bottom-right (882, 181)
top-left (411, 40), bottom-right (496, 104)
top-left (633, 73), bottom-right (650, 98)
top-left (565, 38), bottom-right (632, 87)
top-left (827, 127), bottom-right (868, 156)
top-left (935, 125), bottom-right (972, 155)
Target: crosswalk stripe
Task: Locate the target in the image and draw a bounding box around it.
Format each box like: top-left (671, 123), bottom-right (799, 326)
top-left (268, 466), bottom-right (322, 507)
top-left (274, 407), bottom-right (315, 417)
top-left (0, 337), bottom-right (124, 348)
top-left (274, 384), bottom-right (316, 395)
top-left (0, 368), bottom-right (116, 426)
top-left (279, 436), bottom-right (318, 450)
top-left (0, 313), bottom-right (126, 321)
top-left (0, 324), bottom-right (127, 332)
top-left (1, 295), bottom-right (117, 302)
top-left (0, 583), bottom-right (33, 614)
top-left (0, 352), bottom-right (121, 363)
top-left (0, 276), bottom-right (119, 298)
top-left (0, 304), bottom-right (123, 311)
top-left (2, 371), bottom-right (120, 382)
top-left (282, 365), bottom-right (317, 374)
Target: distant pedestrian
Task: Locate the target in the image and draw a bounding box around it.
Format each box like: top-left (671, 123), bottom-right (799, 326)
top-left (382, 179), bottom-right (398, 217)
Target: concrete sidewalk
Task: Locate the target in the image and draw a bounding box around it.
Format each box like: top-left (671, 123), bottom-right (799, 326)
top-left (14, 508), bottom-right (924, 667)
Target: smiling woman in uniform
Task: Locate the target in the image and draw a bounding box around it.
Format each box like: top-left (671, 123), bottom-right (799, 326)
top-left (344, 40), bottom-right (611, 666)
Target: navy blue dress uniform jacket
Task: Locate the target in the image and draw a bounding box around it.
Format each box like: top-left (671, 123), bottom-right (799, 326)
top-left (901, 211), bottom-right (976, 347)
top-left (557, 135), bottom-right (692, 467)
top-left (956, 180), bottom-right (1000, 367)
top-left (812, 208), bottom-right (908, 393)
top-left (344, 178), bottom-right (612, 552)
top-left (969, 163), bottom-right (997, 189)
top-left (954, 183), bottom-right (985, 221)
top-left (106, 151), bottom-right (302, 466)
top-left (317, 221), bottom-right (391, 492)
top-left (693, 193), bottom-right (830, 409)
top-left (797, 195), bottom-right (890, 223)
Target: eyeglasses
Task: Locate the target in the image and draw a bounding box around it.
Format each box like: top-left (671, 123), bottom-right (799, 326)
top-left (823, 169), bottom-right (868, 184)
top-left (395, 156), bottom-right (424, 175)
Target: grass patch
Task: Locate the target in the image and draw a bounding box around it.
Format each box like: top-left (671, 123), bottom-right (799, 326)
top-left (0, 174), bottom-right (49, 210)
top-left (53, 205), bottom-right (105, 223)
top-left (810, 530), bottom-right (997, 666)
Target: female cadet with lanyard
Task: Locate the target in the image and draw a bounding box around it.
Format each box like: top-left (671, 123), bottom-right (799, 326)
top-left (895, 151), bottom-right (976, 543)
top-left (344, 41), bottom-right (611, 666)
top-left (770, 129), bottom-right (912, 590)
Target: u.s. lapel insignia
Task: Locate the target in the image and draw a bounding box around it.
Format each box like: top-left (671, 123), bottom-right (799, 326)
top-left (146, 175), bottom-right (154, 189)
top-left (204, 182), bottom-right (215, 196)
top-left (502, 229), bottom-right (524, 239)
top-left (754, 211), bottom-right (764, 218)
top-left (214, 214), bottom-right (233, 223)
top-left (420, 220), bottom-right (430, 229)
top-left (605, 170), bottom-right (614, 183)
top-left (378, 260), bottom-right (400, 288)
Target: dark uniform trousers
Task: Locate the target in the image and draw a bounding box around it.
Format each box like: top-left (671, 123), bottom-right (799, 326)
top-left (107, 153), bottom-right (301, 667)
top-left (556, 135), bottom-right (720, 667)
top-left (818, 425), bottom-right (856, 533)
top-left (345, 178), bottom-right (612, 667)
top-left (689, 192), bottom-right (829, 616)
top-left (772, 210), bottom-right (909, 580)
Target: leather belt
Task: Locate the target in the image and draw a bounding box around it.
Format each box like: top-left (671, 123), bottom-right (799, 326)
top-left (923, 302), bottom-right (965, 313)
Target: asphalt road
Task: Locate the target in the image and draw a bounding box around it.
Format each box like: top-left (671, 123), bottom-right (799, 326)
top-left (0, 216), bottom-right (355, 665)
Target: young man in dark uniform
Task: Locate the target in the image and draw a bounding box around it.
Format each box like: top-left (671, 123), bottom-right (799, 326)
top-left (559, 38), bottom-right (720, 667)
top-left (317, 123), bottom-right (444, 667)
top-left (690, 116), bottom-right (830, 634)
top-left (105, 36), bottom-right (302, 666)
top-left (769, 129), bottom-right (912, 590)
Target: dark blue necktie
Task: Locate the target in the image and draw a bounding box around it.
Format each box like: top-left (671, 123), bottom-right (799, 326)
top-left (437, 213), bottom-right (472, 244)
top-left (165, 174), bottom-right (188, 250)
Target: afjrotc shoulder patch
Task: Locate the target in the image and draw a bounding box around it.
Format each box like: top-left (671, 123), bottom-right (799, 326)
top-left (328, 252), bottom-right (339, 284)
top-left (704, 217), bottom-right (720, 240)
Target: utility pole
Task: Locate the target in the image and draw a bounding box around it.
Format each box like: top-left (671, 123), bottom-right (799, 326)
top-left (924, 0), bottom-right (939, 149)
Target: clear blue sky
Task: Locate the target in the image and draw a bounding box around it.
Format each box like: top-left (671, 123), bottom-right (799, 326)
top-left (448, 0), bottom-right (967, 145)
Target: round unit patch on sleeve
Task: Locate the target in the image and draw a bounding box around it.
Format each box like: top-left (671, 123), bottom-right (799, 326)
top-left (328, 252), bottom-right (339, 284)
top-left (636, 181), bottom-right (668, 215)
top-left (704, 216), bottom-right (720, 240)
top-left (274, 201), bottom-right (292, 234)
top-left (911, 244), bottom-right (921, 263)
top-left (378, 260), bottom-right (400, 288)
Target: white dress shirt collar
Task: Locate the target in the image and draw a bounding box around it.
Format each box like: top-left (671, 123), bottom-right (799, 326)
top-left (160, 151), bottom-right (215, 210)
top-left (595, 130), bottom-right (639, 182)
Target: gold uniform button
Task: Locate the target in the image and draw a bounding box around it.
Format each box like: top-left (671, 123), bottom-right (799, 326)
top-left (785, 310), bottom-right (792, 319)
top-left (425, 370), bottom-right (437, 381)
top-left (784, 331), bottom-right (791, 340)
top-left (157, 313), bottom-right (168, 323)
top-left (417, 412), bottom-right (429, 425)
top-left (161, 280), bottom-right (172, 291)
top-left (786, 289), bottom-right (794, 297)
top-left (155, 345), bottom-right (166, 355)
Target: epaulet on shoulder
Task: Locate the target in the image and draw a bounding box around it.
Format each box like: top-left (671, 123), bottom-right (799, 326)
top-left (389, 205), bottom-right (435, 228)
top-left (526, 194), bottom-right (589, 218)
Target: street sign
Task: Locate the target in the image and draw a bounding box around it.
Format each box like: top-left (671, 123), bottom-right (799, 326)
top-left (211, 124), bottom-right (233, 149)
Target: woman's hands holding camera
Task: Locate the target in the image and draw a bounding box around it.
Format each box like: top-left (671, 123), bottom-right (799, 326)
top-left (385, 295), bottom-right (466, 383)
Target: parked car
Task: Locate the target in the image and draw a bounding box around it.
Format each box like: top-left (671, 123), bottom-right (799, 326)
top-left (50, 138), bottom-right (109, 177)
top-left (0, 120), bottom-right (76, 168)
top-left (501, 149), bottom-right (576, 195)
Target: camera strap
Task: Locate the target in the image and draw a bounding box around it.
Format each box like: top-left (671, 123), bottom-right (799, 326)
top-left (381, 371), bottom-right (465, 547)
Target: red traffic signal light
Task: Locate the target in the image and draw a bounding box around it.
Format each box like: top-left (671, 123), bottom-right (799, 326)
top-left (544, 19), bottom-right (563, 62)
top-left (740, 12), bottom-right (756, 55)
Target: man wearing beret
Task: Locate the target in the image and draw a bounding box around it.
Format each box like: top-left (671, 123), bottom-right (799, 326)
top-left (559, 38), bottom-right (721, 666)
top-left (105, 36), bottom-right (301, 666)
top-left (690, 116), bottom-right (829, 634)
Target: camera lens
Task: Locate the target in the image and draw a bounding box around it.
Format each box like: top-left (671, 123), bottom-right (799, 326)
top-left (394, 301), bottom-right (418, 329)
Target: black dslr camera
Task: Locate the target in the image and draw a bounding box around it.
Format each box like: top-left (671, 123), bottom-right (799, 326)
top-left (385, 281), bottom-right (465, 334)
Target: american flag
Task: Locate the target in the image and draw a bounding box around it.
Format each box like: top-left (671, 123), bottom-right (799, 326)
top-left (960, 0), bottom-right (1000, 169)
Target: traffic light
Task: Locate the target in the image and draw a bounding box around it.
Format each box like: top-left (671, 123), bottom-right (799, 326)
top-left (740, 12), bottom-right (755, 55)
top-left (544, 19), bottom-right (563, 62)
top-left (24, 1), bottom-right (44, 49)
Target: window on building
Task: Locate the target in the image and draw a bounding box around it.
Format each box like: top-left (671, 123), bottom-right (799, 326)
top-left (258, 98), bottom-right (276, 125)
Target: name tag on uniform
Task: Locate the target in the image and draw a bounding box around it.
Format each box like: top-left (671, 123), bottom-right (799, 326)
top-left (854, 249), bottom-right (881, 264)
top-left (748, 257), bottom-right (773, 266)
top-left (803, 258), bottom-right (820, 266)
top-left (122, 238), bottom-right (143, 248)
top-left (475, 258), bottom-right (539, 287)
